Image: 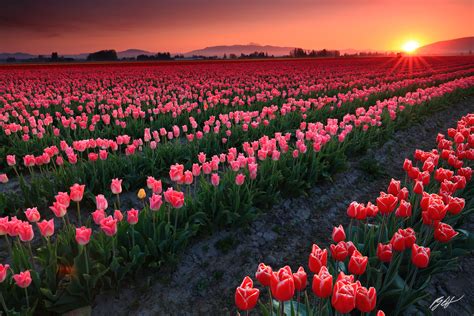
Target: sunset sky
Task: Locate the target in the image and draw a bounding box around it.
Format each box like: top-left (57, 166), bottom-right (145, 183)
top-left (1, 0), bottom-right (473, 54)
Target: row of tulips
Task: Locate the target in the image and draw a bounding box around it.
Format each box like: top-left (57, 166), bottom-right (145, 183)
top-left (233, 113), bottom-right (474, 315)
top-left (0, 83), bottom-right (472, 313)
top-left (2, 66), bottom-right (473, 214)
top-left (3, 65), bottom-right (472, 163)
top-left (2, 58), bottom-right (471, 149)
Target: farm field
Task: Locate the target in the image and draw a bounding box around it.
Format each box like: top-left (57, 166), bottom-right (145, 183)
top-left (0, 56), bottom-right (474, 315)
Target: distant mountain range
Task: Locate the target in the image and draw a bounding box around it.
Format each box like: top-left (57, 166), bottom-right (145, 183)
top-left (183, 44), bottom-right (297, 57)
top-left (1, 37), bottom-right (473, 61)
top-left (417, 37), bottom-right (473, 55)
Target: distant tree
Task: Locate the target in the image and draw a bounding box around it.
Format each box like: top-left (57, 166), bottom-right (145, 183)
top-left (6, 57), bottom-right (16, 63)
top-left (51, 52), bottom-right (59, 61)
top-left (223, 53), bottom-right (227, 59)
top-left (87, 50), bottom-right (118, 61)
top-left (229, 53), bottom-right (237, 59)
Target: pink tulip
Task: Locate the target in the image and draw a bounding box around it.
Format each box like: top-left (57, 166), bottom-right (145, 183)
top-left (75, 226), bottom-right (92, 245)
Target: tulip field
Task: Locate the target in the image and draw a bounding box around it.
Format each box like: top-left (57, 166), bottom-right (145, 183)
top-left (0, 56), bottom-right (474, 315)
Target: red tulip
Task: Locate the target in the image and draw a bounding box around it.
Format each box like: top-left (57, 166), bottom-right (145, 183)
top-left (332, 225), bottom-right (346, 243)
top-left (387, 178), bottom-right (401, 196)
top-left (376, 192), bottom-right (398, 215)
top-left (331, 280), bottom-right (357, 314)
top-left (447, 197), bottom-right (465, 215)
top-left (348, 250), bottom-right (368, 275)
top-left (395, 200), bottom-right (412, 217)
top-left (293, 266), bottom-right (307, 291)
top-left (434, 222), bottom-right (458, 243)
top-left (309, 244), bottom-right (328, 273)
top-left (376, 243), bottom-right (392, 262)
top-left (235, 276), bottom-right (260, 311)
top-left (330, 241), bottom-right (349, 262)
top-left (255, 263), bottom-right (272, 287)
top-left (270, 266), bottom-right (295, 301)
top-left (356, 286), bottom-right (376, 312)
top-left (413, 180), bottom-right (424, 194)
top-left (411, 244), bottom-right (430, 268)
top-left (312, 266), bottom-right (333, 298)
top-left (427, 199), bottom-right (448, 221)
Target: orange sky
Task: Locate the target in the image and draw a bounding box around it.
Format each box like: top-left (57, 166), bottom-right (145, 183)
top-left (1, 0), bottom-right (472, 54)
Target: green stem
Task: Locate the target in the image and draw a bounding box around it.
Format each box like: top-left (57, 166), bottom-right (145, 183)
top-left (27, 242), bottom-right (35, 268)
top-left (131, 226), bottom-right (135, 248)
top-left (25, 287), bottom-right (30, 310)
top-left (76, 201), bottom-right (82, 226)
top-left (84, 245), bottom-right (90, 275)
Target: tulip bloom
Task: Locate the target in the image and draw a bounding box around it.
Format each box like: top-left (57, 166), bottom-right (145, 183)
top-left (95, 194), bottom-right (108, 210)
top-left (312, 266), bottom-right (333, 298)
top-left (308, 244), bottom-right (327, 273)
top-left (331, 280), bottom-right (356, 314)
top-left (100, 216), bottom-right (118, 236)
top-left (24, 207), bottom-right (40, 223)
top-left (332, 225), bottom-right (346, 243)
top-left (330, 241), bottom-right (349, 261)
top-left (293, 266), bottom-right (307, 291)
top-left (164, 188), bottom-right (185, 209)
top-left (111, 178), bottom-right (123, 194)
top-left (13, 270), bottom-right (32, 288)
top-left (376, 243), bottom-right (392, 262)
top-left (255, 263), bottom-right (272, 287)
top-left (387, 178), bottom-right (401, 196)
top-left (270, 266), bottom-right (295, 301)
top-left (235, 173), bottom-right (245, 186)
top-left (411, 244), bottom-right (430, 268)
top-left (18, 222), bottom-right (34, 242)
top-left (37, 219), bottom-right (55, 237)
top-left (127, 209), bottom-right (139, 225)
top-left (92, 209), bottom-right (106, 225)
top-left (235, 276), bottom-right (260, 311)
top-left (149, 194), bottom-right (163, 211)
top-left (434, 222), bottom-right (458, 243)
top-left (356, 286), bottom-right (376, 312)
top-left (0, 264), bottom-right (9, 283)
top-left (348, 250), bottom-right (368, 275)
top-left (395, 200), bottom-right (412, 217)
top-left (376, 192), bottom-right (398, 215)
top-left (75, 226), bottom-right (92, 245)
top-left (69, 184), bottom-right (85, 202)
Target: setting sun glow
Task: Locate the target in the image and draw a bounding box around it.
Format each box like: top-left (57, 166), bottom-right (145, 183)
top-left (402, 40), bottom-right (420, 53)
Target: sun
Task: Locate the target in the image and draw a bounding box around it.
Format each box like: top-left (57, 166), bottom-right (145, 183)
top-left (402, 40), bottom-right (420, 54)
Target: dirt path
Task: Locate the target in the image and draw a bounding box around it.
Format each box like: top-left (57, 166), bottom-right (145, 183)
top-left (93, 97), bottom-right (474, 315)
